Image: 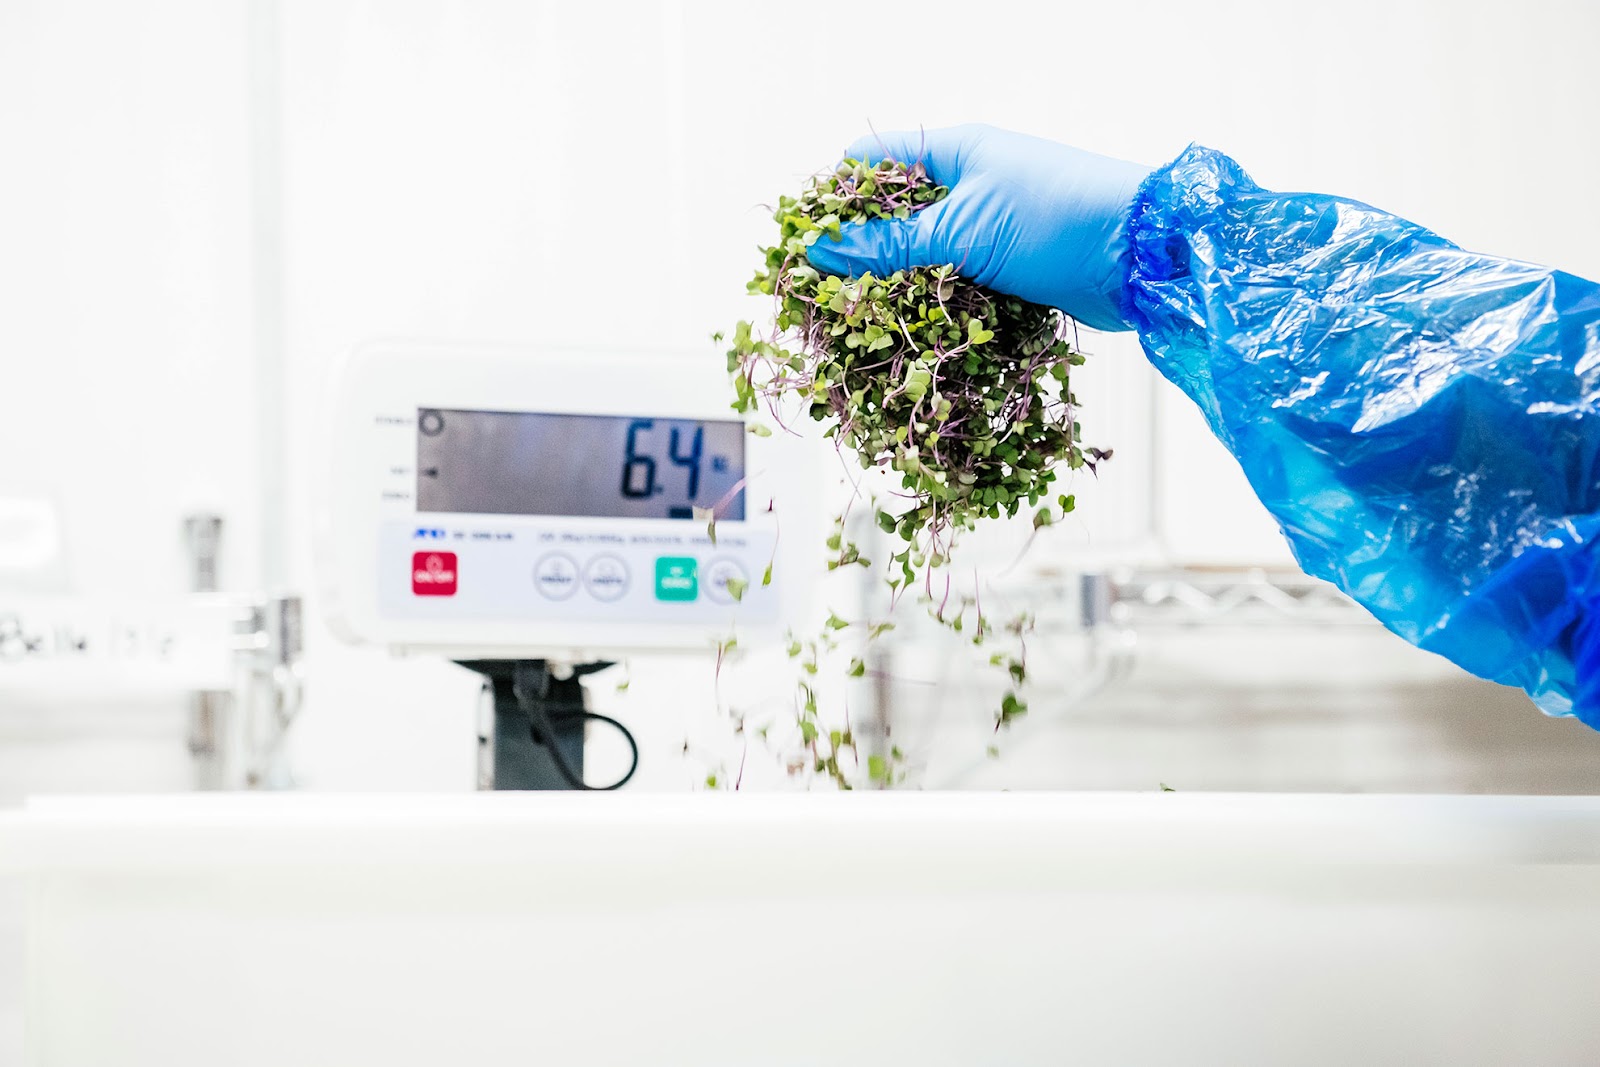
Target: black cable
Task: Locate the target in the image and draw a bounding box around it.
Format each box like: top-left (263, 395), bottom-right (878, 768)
top-left (512, 664), bottom-right (638, 791)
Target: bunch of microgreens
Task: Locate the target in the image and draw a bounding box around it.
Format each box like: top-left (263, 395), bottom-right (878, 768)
top-left (711, 156), bottom-right (1105, 789)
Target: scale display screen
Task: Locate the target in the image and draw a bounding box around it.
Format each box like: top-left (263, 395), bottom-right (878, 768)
top-left (415, 407), bottom-right (746, 520)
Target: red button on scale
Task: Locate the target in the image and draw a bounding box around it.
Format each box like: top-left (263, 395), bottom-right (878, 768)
top-left (413, 551), bottom-right (458, 596)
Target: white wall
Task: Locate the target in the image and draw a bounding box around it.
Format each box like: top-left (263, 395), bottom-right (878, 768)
top-left (0, 0), bottom-right (261, 600)
top-left (0, 0), bottom-right (260, 800)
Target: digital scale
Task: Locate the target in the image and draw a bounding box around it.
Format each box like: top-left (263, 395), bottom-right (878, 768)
top-left (319, 341), bottom-right (811, 789)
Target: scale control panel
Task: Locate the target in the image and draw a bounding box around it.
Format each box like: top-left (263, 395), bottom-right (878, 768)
top-left (383, 518), bottom-right (776, 624)
top-left (320, 343), bottom-right (807, 656)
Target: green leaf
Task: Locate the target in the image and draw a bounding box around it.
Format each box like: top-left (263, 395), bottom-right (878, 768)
top-left (747, 423), bottom-right (772, 437)
top-left (724, 577), bottom-right (748, 602)
top-left (693, 506), bottom-right (717, 544)
top-left (847, 657), bottom-right (865, 677)
top-left (867, 755), bottom-right (888, 782)
top-left (824, 612), bottom-right (849, 631)
top-left (903, 364), bottom-right (932, 403)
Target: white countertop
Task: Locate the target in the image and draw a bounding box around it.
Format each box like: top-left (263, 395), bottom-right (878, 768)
top-left (8, 791), bottom-right (1600, 1066)
top-left (5, 790), bottom-right (1600, 869)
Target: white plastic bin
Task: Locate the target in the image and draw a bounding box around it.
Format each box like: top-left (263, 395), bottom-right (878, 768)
top-left (3, 792), bottom-right (1600, 1066)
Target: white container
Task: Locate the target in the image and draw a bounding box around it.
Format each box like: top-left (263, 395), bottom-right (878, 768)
top-left (4, 792), bottom-right (1600, 1066)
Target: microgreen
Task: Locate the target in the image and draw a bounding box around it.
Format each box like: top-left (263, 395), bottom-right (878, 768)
top-left (718, 156), bottom-right (1107, 787)
top-left (728, 158), bottom-right (1097, 556)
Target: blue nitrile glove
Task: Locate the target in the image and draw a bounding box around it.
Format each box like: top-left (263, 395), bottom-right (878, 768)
top-left (804, 124), bottom-right (1154, 332)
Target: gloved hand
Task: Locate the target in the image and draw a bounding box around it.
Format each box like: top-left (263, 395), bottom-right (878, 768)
top-left (804, 124), bottom-right (1154, 333)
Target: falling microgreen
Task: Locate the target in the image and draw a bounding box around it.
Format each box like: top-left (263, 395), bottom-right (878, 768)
top-left (693, 505), bottom-right (717, 545)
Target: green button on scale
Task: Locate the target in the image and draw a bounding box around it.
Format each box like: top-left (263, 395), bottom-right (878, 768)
top-left (653, 556), bottom-right (698, 602)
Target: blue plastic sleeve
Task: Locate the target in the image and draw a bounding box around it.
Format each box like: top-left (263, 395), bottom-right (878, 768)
top-left (1123, 144), bottom-right (1600, 725)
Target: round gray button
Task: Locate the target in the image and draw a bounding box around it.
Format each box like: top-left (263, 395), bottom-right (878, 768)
top-left (703, 558), bottom-right (750, 605)
top-left (533, 553), bottom-right (580, 601)
top-left (583, 554), bottom-right (630, 602)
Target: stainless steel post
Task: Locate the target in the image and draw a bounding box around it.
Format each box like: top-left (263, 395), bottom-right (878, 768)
top-left (184, 513), bottom-right (226, 789)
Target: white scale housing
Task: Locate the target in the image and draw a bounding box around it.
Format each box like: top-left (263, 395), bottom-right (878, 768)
top-left (319, 342), bottom-right (809, 660)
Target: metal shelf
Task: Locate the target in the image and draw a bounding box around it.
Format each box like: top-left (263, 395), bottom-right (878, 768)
top-left (1082, 567), bottom-right (1373, 631)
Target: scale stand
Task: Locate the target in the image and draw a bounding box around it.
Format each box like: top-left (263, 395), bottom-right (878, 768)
top-left (458, 659), bottom-right (629, 791)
